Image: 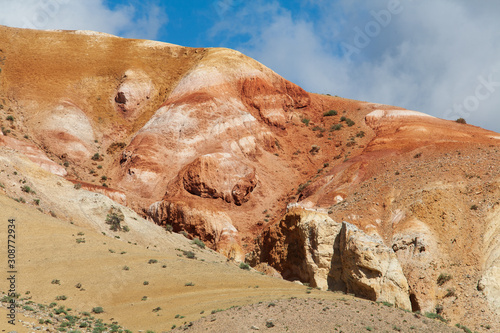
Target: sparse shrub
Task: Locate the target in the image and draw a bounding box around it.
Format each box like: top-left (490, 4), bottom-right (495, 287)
top-left (122, 225), bottom-right (130, 232)
top-left (51, 279), bottom-right (61, 285)
top-left (239, 262), bottom-right (250, 270)
top-left (445, 288), bottom-right (455, 297)
top-left (74, 183), bottom-right (82, 190)
top-left (143, 281), bottom-right (149, 285)
top-left (340, 116), bottom-right (347, 122)
top-left (266, 320), bottom-right (275, 328)
top-left (470, 204), bottom-right (478, 210)
top-left (297, 181), bottom-right (311, 194)
top-left (185, 282), bottom-right (195, 286)
top-left (148, 259), bottom-right (158, 264)
top-left (97, 165), bottom-right (102, 169)
top-left (424, 312), bottom-right (447, 322)
top-left (312, 126), bottom-right (325, 132)
top-left (33, 199), bottom-right (40, 205)
top-left (21, 185), bottom-right (32, 193)
top-left (6, 115), bottom-right (14, 121)
top-left (92, 306), bottom-right (104, 314)
top-left (63, 161), bottom-right (69, 167)
top-left (101, 175), bottom-right (107, 181)
top-left (76, 238), bottom-right (85, 244)
top-left (414, 152), bottom-right (422, 158)
top-left (323, 110), bottom-right (337, 116)
top-left (356, 131), bottom-right (365, 138)
top-left (123, 266), bottom-right (129, 271)
top-left (456, 118), bottom-right (467, 124)
top-left (301, 118), bottom-right (310, 126)
top-left (55, 295), bottom-right (67, 301)
top-left (106, 142), bottom-right (126, 154)
top-left (437, 273), bottom-right (452, 286)
top-left (330, 124), bottom-right (342, 131)
top-left (183, 250), bottom-right (196, 259)
top-left (152, 306), bottom-right (161, 312)
top-left (346, 118), bottom-right (355, 127)
top-left (105, 209), bottom-right (124, 231)
top-left (164, 224), bottom-right (173, 232)
top-left (91, 153), bottom-right (101, 161)
top-left (192, 238), bottom-right (205, 249)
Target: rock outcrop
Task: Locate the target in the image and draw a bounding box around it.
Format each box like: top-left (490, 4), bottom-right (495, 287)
top-left (180, 153), bottom-right (257, 205)
top-left (147, 200), bottom-right (244, 261)
top-left (255, 207), bottom-right (411, 310)
top-left (340, 222), bottom-right (411, 310)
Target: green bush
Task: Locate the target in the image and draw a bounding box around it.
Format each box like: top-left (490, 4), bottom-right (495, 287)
top-left (191, 238), bottom-right (205, 249)
top-left (356, 131), bottom-right (365, 138)
top-left (437, 273), bottom-right (452, 286)
top-left (6, 115), bottom-right (14, 121)
top-left (330, 124), bottom-right (343, 131)
top-left (91, 153), bottom-right (101, 161)
top-left (92, 306), bottom-right (104, 314)
top-left (21, 185), bottom-right (32, 193)
top-left (323, 110), bottom-right (337, 116)
top-left (239, 262), bottom-right (250, 270)
top-left (301, 118), bottom-right (310, 126)
top-left (183, 251), bottom-right (196, 259)
top-left (105, 212), bottom-right (124, 231)
top-left (456, 118), bottom-right (467, 124)
top-left (424, 312), bottom-right (447, 322)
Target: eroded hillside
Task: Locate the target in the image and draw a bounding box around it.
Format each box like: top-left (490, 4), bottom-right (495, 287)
top-left (0, 25), bottom-right (499, 332)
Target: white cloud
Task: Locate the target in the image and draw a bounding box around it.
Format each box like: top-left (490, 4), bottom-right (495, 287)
top-left (0, 0), bottom-right (168, 40)
top-left (210, 0), bottom-right (500, 133)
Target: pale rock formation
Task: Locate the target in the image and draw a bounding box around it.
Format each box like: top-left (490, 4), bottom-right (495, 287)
top-left (481, 205), bottom-right (500, 312)
top-left (34, 101), bottom-right (95, 161)
top-left (113, 69), bottom-right (154, 119)
top-left (340, 222), bottom-right (411, 310)
top-left (0, 136), bottom-right (67, 176)
top-left (256, 208), bottom-right (411, 309)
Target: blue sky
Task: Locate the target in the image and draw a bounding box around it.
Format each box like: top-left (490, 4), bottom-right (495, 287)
top-left (1, 0), bottom-right (500, 133)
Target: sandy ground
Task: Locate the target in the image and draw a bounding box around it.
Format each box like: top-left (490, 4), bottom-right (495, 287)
top-left (0, 195), bottom-right (340, 332)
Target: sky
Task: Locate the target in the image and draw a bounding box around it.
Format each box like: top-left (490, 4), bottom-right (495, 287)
top-left (1, 0), bottom-right (499, 133)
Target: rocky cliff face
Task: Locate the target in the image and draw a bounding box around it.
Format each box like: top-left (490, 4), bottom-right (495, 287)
top-left (252, 207), bottom-right (411, 310)
top-left (0, 25), bottom-right (499, 331)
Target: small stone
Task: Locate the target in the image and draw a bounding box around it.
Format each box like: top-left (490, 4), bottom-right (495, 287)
top-left (251, 325), bottom-right (260, 330)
